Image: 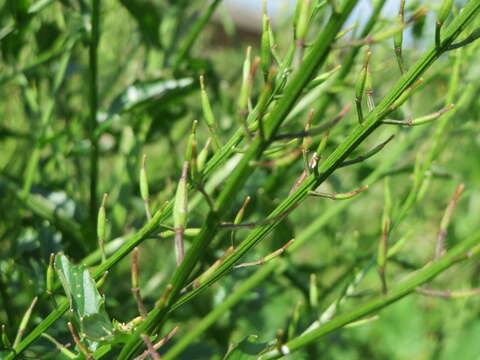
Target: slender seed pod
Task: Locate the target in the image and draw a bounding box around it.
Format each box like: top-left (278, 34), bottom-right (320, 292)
top-left (185, 121), bottom-right (199, 183)
top-left (238, 46), bottom-right (252, 113)
top-left (293, 0), bottom-right (303, 38)
top-left (296, 0), bottom-right (312, 43)
top-left (231, 196), bottom-right (251, 246)
top-left (386, 78), bottom-right (424, 115)
top-left (199, 76), bottom-right (221, 150)
top-left (261, 0), bottom-right (272, 80)
top-left (436, 184), bottom-right (465, 259)
top-left (95, 271), bottom-right (108, 288)
top-left (2, 324), bottom-right (11, 349)
top-left (97, 193), bottom-right (108, 263)
top-left (140, 155), bottom-right (149, 203)
top-left (378, 177), bottom-right (391, 294)
top-left (140, 154), bottom-right (151, 220)
top-left (435, 0), bottom-right (452, 47)
top-left (197, 138), bottom-right (211, 174)
top-left (287, 301), bottom-right (303, 340)
top-left (309, 185), bottom-right (369, 200)
top-left (309, 274), bottom-right (318, 310)
top-left (13, 297), bottom-right (38, 348)
top-left (364, 61), bottom-right (375, 111)
top-left (394, 0), bottom-right (406, 73)
top-left (307, 65), bottom-right (341, 89)
top-left (355, 48), bottom-right (371, 123)
top-left (67, 322), bottom-right (92, 359)
top-left (294, 0), bottom-right (312, 67)
top-left (131, 247), bottom-right (147, 318)
top-left (46, 253), bottom-right (55, 296)
top-left (268, 20), bottom-right (281, 65)
top-left (174, 162), bottom-right (189, 265)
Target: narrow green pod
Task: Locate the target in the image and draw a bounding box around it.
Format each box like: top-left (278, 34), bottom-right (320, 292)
top-left (41, 333), bottom-right (77, 359)
top-left (296, 0), bottom-right (312, 42)
top-left (261, 1), bottom-right (272, 80)
top-left (97, 193), bottom-right (108, 262)
top-left (309, 273), bottom-right (318, 309)
top-left (199, 76), bottom-right (221, 150)
top-left (355, 49), bottom-right (370, 123)
top-left (231, 196), bottom-right (251, 246)
top-left (2, 324), bottom-right (11, 349)
top-left (185, 121), bottom-right (199, 182)
top-left (197, 138), bottom-right (211, 174)
top-left (238, 46), bottom-right (252, 112)
top-left (13, 297), bottom-right (38, 348)
top-left (293, 0), bottom-right (303, 37)
top-left (174, 162), bottom-right (189, 265)
top-left (388, 78), bottom-right (423, 114)
top-left (309, 185), bottom-right (369, 200)
top-left (364, 64), bottom-right (375, 111)
top-left (95, 270), bottom-right (109, 288)
top-left (394, 0), bottom-right (405, 73)
top-left (140, 155), bottom-right (149, 203)
top-left (46, 253), bottom-right (55, 295)
top-left (140, 155), bottom-right (151, 220)
top-left (287, 302), bottom-right (303, 340)
top-left (438, 0), bottom-right (454, 26)
top-left (307, 65), bottom-right (341, 89)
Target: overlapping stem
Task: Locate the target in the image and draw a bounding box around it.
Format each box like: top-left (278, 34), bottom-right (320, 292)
top-left (259, 230), bottom-right (480, 359)
top-left (6, 1), bottom-right (480, 359)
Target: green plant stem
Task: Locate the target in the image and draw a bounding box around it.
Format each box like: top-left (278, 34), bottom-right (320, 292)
top-left (160, 127), bottom-right (421, 356)
top-left (120, 1), bottom-right (480, 356)
top-left (171, 0), bottom-right (480, 312)
top-left (4, 205), bottom-right (171, 360)
top-left (313, 0), bottom-right (387, 124)
top-left (7, 1), bottom-right (480, 358)
top-left (258, 230), bottom-right (480, 359)
top-left (89, 0), bottom-right (101, 244)
top-left (172, 0), bottom-right (223, 70)
top-left (117, 1), bottom-right (360, 358)
top-left (163, 261), bottom-right (283, 360)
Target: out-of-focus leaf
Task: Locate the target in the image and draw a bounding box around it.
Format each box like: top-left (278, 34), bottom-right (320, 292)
top-left (54, 254), bottom-right (114, 343)
top-left (35, 21), bottom-right (61, 53)
top-left (223, 335), bottom-right (266, 360)
top-left (95, 77), bottom-right (195, 137)
top-left (118, 0), bottom-right (161, 47)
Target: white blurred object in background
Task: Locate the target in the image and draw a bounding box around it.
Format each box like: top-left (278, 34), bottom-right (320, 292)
top-left (223, 0), bottom-right (295, 32)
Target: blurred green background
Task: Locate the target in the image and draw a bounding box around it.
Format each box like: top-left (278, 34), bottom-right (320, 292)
top-left (1, 0), bottom-right (480, 359)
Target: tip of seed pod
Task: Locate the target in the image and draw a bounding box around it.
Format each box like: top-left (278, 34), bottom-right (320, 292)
top-left (192, 120), bottom-right (198, 133)
top-left (199, 75), bottom-right (205, 90)
top-left (101, 193), bottom-right (108, 208)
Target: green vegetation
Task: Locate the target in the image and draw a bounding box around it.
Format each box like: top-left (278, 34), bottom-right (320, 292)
top-left (1, 0), bottom-right (480, 358)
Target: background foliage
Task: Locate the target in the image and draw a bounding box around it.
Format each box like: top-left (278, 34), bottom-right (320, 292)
top-left (1, 0), bottom-right (480, 359)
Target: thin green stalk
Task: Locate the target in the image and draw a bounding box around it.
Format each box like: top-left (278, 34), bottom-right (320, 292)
top-left (22, 49), bottom-right (72, 195)
top-left (172, 0), bottom-right (223, 69)
top-left (117, 1), bottom-right (360, 358)
top-left (163, 262), bottom-right (283, 360)
top-left (7, 2), bottom-right (480, 358)
top-left (171, 0), bottom-right (480, 312)
top-left (161, 126), bottom-right (431, 356)
top-left (89, 0), bottom-right (101, 243)
top-left (313, 0), bottom-right (387, 124)
top-left (4, 204), bottom-right (171, 359)
top-left (259, 230), bottom-right (480, 359)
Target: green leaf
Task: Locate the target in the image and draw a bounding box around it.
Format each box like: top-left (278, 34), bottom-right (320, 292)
top-left (54, 254), bottom-right (113, 342)
top-left (223, 335), bottom-right (267, 360)
top-left (95, 77), bottom-right (195, 137)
